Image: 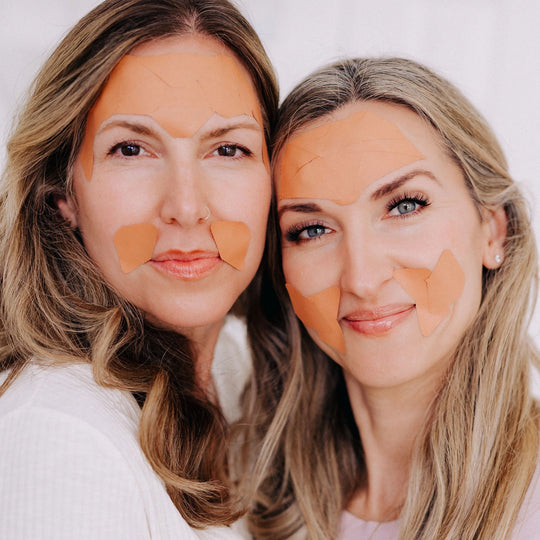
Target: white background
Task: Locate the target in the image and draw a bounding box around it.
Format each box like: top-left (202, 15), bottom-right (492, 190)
top-left (1, 0), bottom-right (539, 367)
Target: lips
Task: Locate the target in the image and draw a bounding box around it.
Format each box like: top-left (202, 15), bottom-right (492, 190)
top-left (151, 250), bottom-right (221, 280)
top-left (342, 304), bottom-right (414, 336)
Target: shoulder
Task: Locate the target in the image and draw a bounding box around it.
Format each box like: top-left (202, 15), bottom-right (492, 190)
top-left (0, 360), bottom-right (140, 431)
top-left (0, 360), bottom-right (145, 466)
top-left (0, 362), bottom-right (152, 538)
top-left (512, 455), bottom-right (540, 539)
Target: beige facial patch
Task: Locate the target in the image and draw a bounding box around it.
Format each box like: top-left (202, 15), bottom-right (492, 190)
top-left (210, 221), bottom-right (250, 270)
top-left (113, 223), bottom-right (158, 273)
top-left (278, 110), bottom-right (424, 205)
top-left (80, 52), bottom-right (264, 179)
top-left (393, 250), bottom-right (465, 336)
top-left (286, 283), bottom-right (345, 353)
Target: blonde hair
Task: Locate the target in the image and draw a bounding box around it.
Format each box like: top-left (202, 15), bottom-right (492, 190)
top-left (0, 0), bottom-right (277, 528)
top-left (243, 57), bottom-right (540, 539)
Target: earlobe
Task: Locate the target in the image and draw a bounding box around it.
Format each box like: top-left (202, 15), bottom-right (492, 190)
top-left (482, 206), bottom-right (507, 269)
top-left (56, 194), bottom-right (79, 229)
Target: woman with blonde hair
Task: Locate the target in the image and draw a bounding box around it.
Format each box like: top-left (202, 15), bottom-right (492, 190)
top-left (243, 57), bottom-right (540, 539)
top-left (0, 0), bottom-right (277, 537)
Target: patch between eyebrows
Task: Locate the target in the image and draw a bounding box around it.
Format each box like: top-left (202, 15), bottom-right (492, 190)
top-left (279, 110), bottom-right (424, 205)
top-left (80, 52), bottom-right (263, 179)
top-left (113, 223), bottom-right (158, 274)
top-left (393, 250), bottom-right (465, 337)
top-left (210, 221), bottom-right (250, 270)
top-left (286, 283), bottom-right (345, 353)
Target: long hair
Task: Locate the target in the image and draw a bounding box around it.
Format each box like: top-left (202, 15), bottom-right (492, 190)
top-left (0, 0), bottom-right (278, 528)
top-left (243, 57), bottom-right (540, 539)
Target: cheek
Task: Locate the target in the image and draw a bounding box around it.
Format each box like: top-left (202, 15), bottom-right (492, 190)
top-left (74, 183), bottom-right (152, 275)
top-left (230, 171), bottom-right (271, 239)
top-left (281, 249), bottom-right (301, 284)
top-left (282, 246), bottom-right (340, 295)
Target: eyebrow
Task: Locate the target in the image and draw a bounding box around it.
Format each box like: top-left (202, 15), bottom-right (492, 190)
top-left (370, 169), bottom-right (439, 200)
top-left (278, 202), bottom-right (323, 218)
top-left (199, 120), bottom-right (262, 142)
top-left (97, 119), bottom-right (156, 137)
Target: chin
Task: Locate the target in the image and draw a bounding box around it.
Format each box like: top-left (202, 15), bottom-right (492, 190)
top-left (145, 304), bottom-right (230, 331)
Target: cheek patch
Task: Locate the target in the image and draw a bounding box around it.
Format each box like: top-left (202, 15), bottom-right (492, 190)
top-left (286, 284), bottom-right (345, 353)
top-left (113, 223), bottom-right (158, 274)
top-left (279, 110), bottom-right (424, 205)
top-left (210, 221), bottom-right (250, 270)
top-left (393, 250), bottom-right (465, 337)
top-left (80, 52), bottom-right (263, 180)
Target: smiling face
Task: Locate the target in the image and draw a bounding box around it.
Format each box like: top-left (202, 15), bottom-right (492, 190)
top-left (58, 34), bottom-right (270, 334)
top-left (276, 100), bottom-right (504, 389)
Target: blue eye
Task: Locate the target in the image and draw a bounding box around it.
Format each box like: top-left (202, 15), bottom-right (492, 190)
top-left (387, 193), bottom-right (430, 217)
top-left (305, 225), bottom-right (326, 238)
top-left (285, 223), bottom-right (331, 243)
top-left (396, 199), bottom-right (418, 214)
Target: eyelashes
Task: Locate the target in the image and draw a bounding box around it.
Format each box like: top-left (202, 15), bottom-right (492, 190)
top-left (386, 191), bottom-right (430, 218)
top-left (285, 221), bottom-right (329, 243)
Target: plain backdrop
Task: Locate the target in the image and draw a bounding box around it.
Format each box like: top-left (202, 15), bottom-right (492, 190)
top-left (1, 0), bottom-right (539, 387)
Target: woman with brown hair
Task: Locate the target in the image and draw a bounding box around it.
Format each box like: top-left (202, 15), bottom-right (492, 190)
top-left (0, 0), bottom-right (277, 537)
top-left (243, 57), bottom-right (540, 539)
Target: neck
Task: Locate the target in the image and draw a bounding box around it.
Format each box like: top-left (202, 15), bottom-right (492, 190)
top-left (344, 369), bottom-right (442, 522)
top-left (180, 318), bottom-right (225, 393)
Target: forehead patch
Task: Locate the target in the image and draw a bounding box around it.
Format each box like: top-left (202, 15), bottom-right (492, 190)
top-left (279, 110), bottom-right (424, 205)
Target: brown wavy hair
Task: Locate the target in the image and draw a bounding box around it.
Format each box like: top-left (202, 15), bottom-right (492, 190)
top-left (242, 57), bottom-right (540, 539)
top-left (0, 0), bottom-right (278, 528)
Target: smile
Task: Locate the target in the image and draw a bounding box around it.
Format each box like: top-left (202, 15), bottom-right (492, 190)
top-left (151, 250), bottom-right (222, 280)
top-left (342, 304), bottom-right (415, 336)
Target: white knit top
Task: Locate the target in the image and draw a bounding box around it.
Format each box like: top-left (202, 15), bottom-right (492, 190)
top-left (0, 316), bottom-right (252, 540)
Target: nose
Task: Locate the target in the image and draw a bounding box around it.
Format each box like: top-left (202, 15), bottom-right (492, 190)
top-left (159, 152), bottom-right (209, 228)
top-left (339, 229), bottom-right (394, 300)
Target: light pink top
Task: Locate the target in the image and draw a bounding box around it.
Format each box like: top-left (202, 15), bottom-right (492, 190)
top-left (339, 511), bottom-right (399, 540)
top-left (339, 462), bottom-right (540, 540)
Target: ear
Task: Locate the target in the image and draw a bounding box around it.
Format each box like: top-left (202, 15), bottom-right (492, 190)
top-left (481, 206), bottom-right (507, 269)
top-left (56, 194), bottom-right (79, 229)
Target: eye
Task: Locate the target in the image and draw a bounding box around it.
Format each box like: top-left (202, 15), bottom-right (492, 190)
top-left (108, 141), bottom-right (143, 157)
top-left (387, 193), bottom-right (430, 218)
top-left (303, 225), bottom-right (328, 239)
top-left (213, 144), bottom-right (251, 158)
top-left (285, 222), bottom-right (332, 243)
top-left (120, 143), bottom-right (141, 157)
top-left (395, 199), bottom-right (418, 215)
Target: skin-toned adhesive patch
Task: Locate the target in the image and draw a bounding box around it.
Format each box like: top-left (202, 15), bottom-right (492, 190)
top-left (113, 223), bottom-right (158, 274)
top-left (80, 52), bottom-right (264, 179)
top-left (286, 283), bottom-right (346, 353)
top-left (279, 110), bottom-right (425, 205)
top-left (393, 250), bottom-right (465, 337)
top-left (210, 221), bottom-right (250, 270)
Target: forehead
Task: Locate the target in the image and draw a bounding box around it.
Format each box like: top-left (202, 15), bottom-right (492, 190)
top-left (90, 52), bottom-right (262, 136)
top-left (277, 102), bottom-right (426, 205)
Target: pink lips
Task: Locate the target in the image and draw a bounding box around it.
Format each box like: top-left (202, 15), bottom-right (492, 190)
top-left (342, 304), bottom-right (414, 336)
top-left (151, 250), bottom-right (221, 280)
